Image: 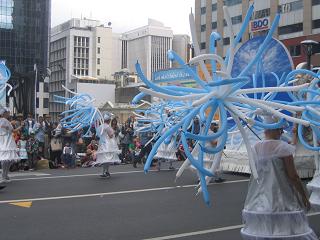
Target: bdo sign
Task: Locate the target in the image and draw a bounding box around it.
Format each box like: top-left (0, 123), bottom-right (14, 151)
top-left (250, 17), bottom-right (270, 33)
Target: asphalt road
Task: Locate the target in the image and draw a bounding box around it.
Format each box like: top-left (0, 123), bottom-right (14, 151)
top-left (0, 163), bottom-right (319, 240)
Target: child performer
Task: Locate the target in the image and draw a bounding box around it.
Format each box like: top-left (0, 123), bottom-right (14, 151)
top-left (95, 113), bottom-right (121, 178)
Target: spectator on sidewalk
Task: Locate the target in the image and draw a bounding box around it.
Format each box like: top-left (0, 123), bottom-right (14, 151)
top-left (33, 116), bottom-right (46, 158)
top-left (26, 133), bottom-right (39, 170)
top-left (62, 142), bottom-right (74, 168)
top-left (50, 123), bottom-right (63, 167)
top-left (17, 134), bottom-right (28, 170)
top-left (24, 113), bottom-right (35, 136)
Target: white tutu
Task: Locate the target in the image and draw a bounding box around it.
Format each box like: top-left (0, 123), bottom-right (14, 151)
top-left (294, 143), bottom-right (316, 178)
top-left (154, 140), bottom-right (177, 161)
top-left (307, 172), bottom-right (320, 208)
top-left (0, 118), bottom-right (20, 163)
top-left (95, 124), bottom-right (121, 164)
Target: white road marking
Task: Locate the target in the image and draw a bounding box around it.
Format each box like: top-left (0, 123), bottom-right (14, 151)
top-left (143, 225), bottom-right (244, 240)
top-left (10, 169), bottom-right (185, 181)
top-left (143, 212), bottom-right (320, 240)
top-left (8, 172), bottom-right (51, 177)
top-left (10, 170), bottom-right (147, 181)
top-left (0, 179), bottom-right (249, 204)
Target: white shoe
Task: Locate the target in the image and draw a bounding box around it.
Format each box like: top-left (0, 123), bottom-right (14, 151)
top-left (3, 179), bottom-right (11, 183)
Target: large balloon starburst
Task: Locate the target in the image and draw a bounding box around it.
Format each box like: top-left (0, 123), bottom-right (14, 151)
top-left (132, 5), bottom-right (320, 205)
top-left (54, 85), bottom-right (104, 136)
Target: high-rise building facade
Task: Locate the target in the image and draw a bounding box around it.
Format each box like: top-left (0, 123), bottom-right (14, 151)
top-left (0, 0), bottom-right (51, 116)
top-left (195, 0), bottom-right (320, 66)
top-left (120, 19), bottom-right (173, 80)
top-left (172, 34), bottom-right (191, 68)
top-left (49, 18), bottom-right (114, 120)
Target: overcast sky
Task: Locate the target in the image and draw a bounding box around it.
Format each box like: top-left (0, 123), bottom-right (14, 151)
top-left (51, 0), bottom-right (194, 35)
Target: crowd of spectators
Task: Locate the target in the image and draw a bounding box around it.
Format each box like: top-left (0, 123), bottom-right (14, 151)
top-left (7, 113), bottom-right (191, 171)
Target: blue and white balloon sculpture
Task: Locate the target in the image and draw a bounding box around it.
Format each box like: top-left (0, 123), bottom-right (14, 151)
top-left (132, 5), bottom-right (320, 205)
top-left (0, 62), bottom-right (13, 101)
top-left (54, 85), bottom-right (104, 137)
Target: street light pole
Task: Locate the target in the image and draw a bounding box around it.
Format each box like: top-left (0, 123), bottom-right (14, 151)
top-left (301, 40), bottom-right (319, 70)
top-left (34, 64), bottom-right (38, 120)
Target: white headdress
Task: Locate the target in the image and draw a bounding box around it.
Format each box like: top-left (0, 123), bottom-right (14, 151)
top-left (103, 112), bottom-right (112, 121)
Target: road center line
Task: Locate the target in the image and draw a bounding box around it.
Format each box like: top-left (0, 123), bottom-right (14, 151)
top-left (10, 170), bottom-right (147, 181)
top-left (0, 179), bottom-right (249, 204)
top-left (10, 169), bottom-right (189, 181)
top-left (142, 212), bottom-right (320, 240)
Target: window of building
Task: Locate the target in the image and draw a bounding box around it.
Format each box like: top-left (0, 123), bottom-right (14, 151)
top-left (223, 0), bottom-right (242, 7)
top-left (0, 0), bottom-right (14, 29)
top-left (223, 37), bottom-right (230, 45)
top-left (36, 98), bottom-right (39, 108)
top-left (231, 15), bottom-right (242, 25)
top-left (212, 3), bottom-right (217, 11)
top-left (44, 82), bottom-right (49, 92)
top-left (254, 8), bottom-right (270, 19)
top-left (312, 44), bottom-right (320, 54)
top-left (212, 21), bottom-right (217, 29)
top-left (201, 7), bottom-right (206, 14)
top-left (201, 24), bottom-right (206, 32)
top-left (313, 0), bottom-right (320, 6)
top-left (200, 42), bottom-right (206, 50)
top-left (43, 98), bottom-right (49, 108)
top-left (278, 23), bottom-right (303, 35)
top-left (289, 45), bottom-right (301, 56)
top-left (313, 19), bottom-right (320, 29)
top-left (97, 47), bottom-right (100, 54)
top-left (97, 37), bottom-right (101, 43)
top-left (279, 0), bottom-right (303, 13)
top-left (97, 69), bottom-right (100, 75)
top-left (97, 58), bottom-right (100, 64)
top-left (223, 15), bottom-right (242, 26)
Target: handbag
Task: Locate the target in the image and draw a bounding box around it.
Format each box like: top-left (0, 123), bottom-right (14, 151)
top-left (51, 138), bottom-right (62, 151)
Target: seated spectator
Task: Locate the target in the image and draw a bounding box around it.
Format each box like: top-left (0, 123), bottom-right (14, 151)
top-left (87, 140), bottom-right (98, 152)
top-left (81, 149), bottom-right (96, 167)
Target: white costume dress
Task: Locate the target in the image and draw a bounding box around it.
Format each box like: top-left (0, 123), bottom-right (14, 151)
top-left (154, 128), bottom-right (177, 161)
top-left (241, 140), bottom-right (317, 240)
top-left (0, 118), bottom-right (20, 163)
top-left (154, 139), bottom-right (177, 161)
top-left (95, 123), bottom-right (121, 165)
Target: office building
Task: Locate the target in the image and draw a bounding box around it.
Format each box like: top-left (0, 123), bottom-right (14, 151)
top-left (195, 0), bottom-right (320, 66)
top-left (0, 0), bottom-right (51, 116)
top-left (172, 34), bottom-right (191, 68)
top-left (49, 18), bottom-right (114, 120)
top-left (120, 19), bottom-right (173, 80)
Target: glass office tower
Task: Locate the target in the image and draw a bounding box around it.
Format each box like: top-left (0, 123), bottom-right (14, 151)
top-left (0, 0), bottom-right (51, 116)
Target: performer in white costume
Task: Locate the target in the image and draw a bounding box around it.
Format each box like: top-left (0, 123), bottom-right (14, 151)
top-left (95, 113), bottom-right (121, 178)
top-left (241, 116), bottom-right (317, 240)
top-left (154, 127), bottom-right (177, 171)
top-left (0, 107), bottom-right (20, 183)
